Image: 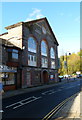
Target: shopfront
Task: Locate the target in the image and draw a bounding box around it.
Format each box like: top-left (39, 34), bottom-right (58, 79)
top-left (0, 65), bottom-right (17, 91)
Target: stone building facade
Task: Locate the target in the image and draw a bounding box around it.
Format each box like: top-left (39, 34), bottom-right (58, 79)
top-left (0, 17), bottom-right (59, 90)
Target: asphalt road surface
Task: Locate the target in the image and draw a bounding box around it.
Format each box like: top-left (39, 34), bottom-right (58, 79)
top-left (2, 79), bottom-right (82, 120)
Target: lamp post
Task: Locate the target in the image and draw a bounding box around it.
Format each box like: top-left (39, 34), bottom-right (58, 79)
top-left (64, 52), bottom-right (71, 76)
top-left (66, 53), bottom-right (68, 75)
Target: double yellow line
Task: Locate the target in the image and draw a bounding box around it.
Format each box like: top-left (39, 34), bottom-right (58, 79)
top-left (42, 92), bottom-right (78, 120)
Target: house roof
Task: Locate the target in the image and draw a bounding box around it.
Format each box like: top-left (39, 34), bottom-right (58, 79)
top-left (0, 38), bottom-right (21, 49)
top-left (4, 17), bottom-right (59, 46)
top-left (0, 32), bottom-right (8, 36)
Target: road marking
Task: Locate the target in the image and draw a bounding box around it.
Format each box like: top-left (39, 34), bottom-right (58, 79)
top-left (48, 89), bottom-right (62, 95)
top-left (42, 92), bottom-right (78, 120)
top-left (42, 89), bottom-right (54, 95)
top-left (13, 96), bottom-right (42, 109)
top-left (6, 96), bottom-right (36, 108)
top-left (78, 84), bottom-right (80, 86)
top-left (42, 84), bottom-right (80, 96)
top-left (65, 85), bottom-right (80, 90)
top-left (6, 96), bottom-right (41, 109)
top-left (60, 87), bottom-right (64, 89)
top-left (57, 89), bottom-right (62, 92)
top-left (48, 91), bottom-right (56, 95)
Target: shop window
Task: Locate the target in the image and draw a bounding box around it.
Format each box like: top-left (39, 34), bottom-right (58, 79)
top-left (2, 72), bottom-right (16, 85)
top-left (28, 54), bottom-right (36, 66)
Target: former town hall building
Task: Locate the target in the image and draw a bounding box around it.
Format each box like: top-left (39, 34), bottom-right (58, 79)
top-left (0, 17), bottom-right (59, 91)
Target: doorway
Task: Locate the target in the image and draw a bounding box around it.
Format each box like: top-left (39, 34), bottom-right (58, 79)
top-left (43, 71), bottom-right (48, 84)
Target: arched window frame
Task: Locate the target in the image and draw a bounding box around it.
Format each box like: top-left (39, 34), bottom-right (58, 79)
top-left (50, 47), bottom-right (55, 59)
top-left (28, 36), bottom-right (37, 53)
top-left (41, 40), bottom-right (48, 57)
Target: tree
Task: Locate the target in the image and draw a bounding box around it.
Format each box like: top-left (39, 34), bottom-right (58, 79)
top-left (58, 51), bottom-right (81, 75)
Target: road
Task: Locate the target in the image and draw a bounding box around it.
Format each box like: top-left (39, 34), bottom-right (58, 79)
top-left (2, 78), bottom-right (82, 120)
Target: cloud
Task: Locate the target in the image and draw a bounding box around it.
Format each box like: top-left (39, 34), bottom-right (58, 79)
top-left (25, 8), bottom-right (44, 22)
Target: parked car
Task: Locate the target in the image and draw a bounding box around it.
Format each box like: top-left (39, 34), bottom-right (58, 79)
top-left (76, 74), bottom-right (82, 78)
top-left (63, 74), bottom-right (71, 78)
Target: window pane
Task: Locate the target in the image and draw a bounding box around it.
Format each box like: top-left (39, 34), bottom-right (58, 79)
top-left (50, 47), bottom-right (55, 59)
top-left (7, 49), bottom-right (12, 52)
top-left (41, 40), bottom-right (47, 56)
top-left (8, 52), bottom-right (12, 61)
top-left (13, 49), bottom-right (18, 53)
top-left (31, 55), bottom-right (33, 61)
top-left (34, 56), bottom-right (36, 61)
top-left (51, 60), bottom-right (55, 69)
top-left (28, 54), bottom-right (37, 66)
top-left (42, 57), bottom-right (48, 68)
top-left (28, 37), bottom-right (36, 53)
top-left (12, 53), bottom-right (18, 59)
top-left (28, 54), bottom-right (30, 60)
top-left (5, 73), bottom-right (15, 85)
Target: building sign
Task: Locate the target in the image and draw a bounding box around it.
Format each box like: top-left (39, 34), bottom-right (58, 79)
top-left (0, 65), bottom-right (17, 72)
top-left (50, 75), bottom-right (54, 80)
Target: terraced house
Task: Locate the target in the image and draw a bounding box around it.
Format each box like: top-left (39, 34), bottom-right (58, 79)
top-left (0, 17), bottom-right (59, 91)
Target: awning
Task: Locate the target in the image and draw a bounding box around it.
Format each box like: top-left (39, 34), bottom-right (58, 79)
top-left (0, 70), bottom-right (17, 73)
top-left (0, 65), bottom-right (17, 73)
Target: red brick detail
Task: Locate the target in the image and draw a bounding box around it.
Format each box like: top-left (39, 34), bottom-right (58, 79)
top-left (6, 62), bottom-right (19, 67)
top-left (4, 85), bottom-right (16, 91)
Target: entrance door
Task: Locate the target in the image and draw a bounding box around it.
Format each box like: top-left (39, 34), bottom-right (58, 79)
top-left (26, 71), bottom-right (31, 86)
top-left (43, 71), bottom-right (48, 83)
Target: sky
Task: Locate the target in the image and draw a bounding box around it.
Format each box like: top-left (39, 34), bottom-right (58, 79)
top-left (1, 2), bottom-right (80, 57)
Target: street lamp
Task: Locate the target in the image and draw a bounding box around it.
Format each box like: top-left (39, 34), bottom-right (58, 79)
top-left (64, 52), bottom-right (71, 75)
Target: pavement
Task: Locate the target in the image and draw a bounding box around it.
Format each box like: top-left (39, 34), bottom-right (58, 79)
top-left (52, 91), bottom-right (82, 120)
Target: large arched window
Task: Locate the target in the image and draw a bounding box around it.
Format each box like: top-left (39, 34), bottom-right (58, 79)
top-left (50, 47), bottom-right (55, 59)
top-left (50, 47), bottom-right (55, 69)
top-left (41, 40), bottom-right (48, 68)
top-left (28, 37), bottom-right (37, 66)
top-left (28, 37), bottom-right (36, 53)
top-left (41, 40), bottom-right (47, 56)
